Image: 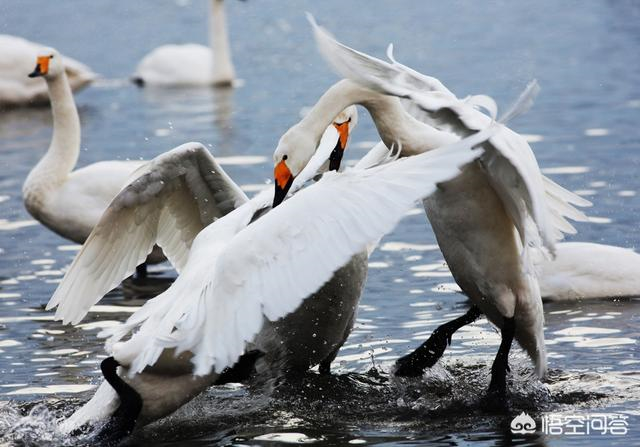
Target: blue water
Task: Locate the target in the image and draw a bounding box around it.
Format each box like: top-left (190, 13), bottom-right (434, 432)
top-left (0, 0), bottom-right (639, 445)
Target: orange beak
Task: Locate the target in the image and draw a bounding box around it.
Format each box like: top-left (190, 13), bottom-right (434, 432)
top-left (333, 121), bottom-right (349, 149)
top-left (273, 160), bottom-right (294, 207)
top-left (329, 120), bottom-right (350, 171)
top-left (28, 56), bottom-right (50, 78)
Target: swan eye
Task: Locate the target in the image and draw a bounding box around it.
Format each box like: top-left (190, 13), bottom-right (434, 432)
top-left (282, 155), bottom-right (288, 161)
top-left (49, 55), bottom-right (54, 59)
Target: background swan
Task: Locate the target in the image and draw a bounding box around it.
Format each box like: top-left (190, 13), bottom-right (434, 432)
top-left (0, 34), bottom-right (95, 107)
top-left (537, 242), bottom-right (640, 301)
top-left (22, 48), bottom-right (164, 272)
top-left (132, 0), bottom-right (236, 86)
top-left (273, 18), bottom-right (591, 394)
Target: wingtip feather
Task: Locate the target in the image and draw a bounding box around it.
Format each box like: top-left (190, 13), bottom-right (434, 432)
top-left (386, 43), bottom-right (396, 63)
top-left (305, 11), bottom-right (318, 28)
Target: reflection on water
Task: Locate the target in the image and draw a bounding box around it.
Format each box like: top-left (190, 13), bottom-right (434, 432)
top-left (1, 0), bottom-right (639, 445)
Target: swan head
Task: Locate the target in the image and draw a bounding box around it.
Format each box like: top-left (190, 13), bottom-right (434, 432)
top-left (28, 47), bottom-right (63, 79)
top-left (272, 106), bottom-right (358, 207)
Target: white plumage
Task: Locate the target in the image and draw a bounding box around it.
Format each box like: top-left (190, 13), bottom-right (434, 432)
top-left (46, 142), bottom-right (248, 324)
top-left (537, 242), bottom-right (640, 301)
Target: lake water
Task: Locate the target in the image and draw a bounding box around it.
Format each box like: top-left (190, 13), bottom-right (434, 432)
top-left (0, 0), bottom-right (639, 445)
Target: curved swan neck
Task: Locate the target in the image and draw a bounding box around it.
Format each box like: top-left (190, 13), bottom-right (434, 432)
top-left (299, 79), bottom-right (456, 156)
top-left (26, 72), bottom-right (81, 186)
top-left (209, 0), bottom-right (235, 85)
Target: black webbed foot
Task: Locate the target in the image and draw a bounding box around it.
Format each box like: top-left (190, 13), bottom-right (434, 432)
top-left (394, 306), bottom-right (482, 377)
top-left (394, 327), bottom-right (452, 376)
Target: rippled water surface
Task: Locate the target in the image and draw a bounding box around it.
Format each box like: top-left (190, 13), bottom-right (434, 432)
top-left (0, 0), bottom-right (639, 445)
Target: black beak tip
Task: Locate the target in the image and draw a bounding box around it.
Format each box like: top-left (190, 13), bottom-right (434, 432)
top-left (329, 147), bottom-right (345, 172)
top-left (273, 187), bottom-right (286, 208)
top-left (272, 176), bottom-right (294, 208)
top-left (28, 64), bottom-right (43, 78)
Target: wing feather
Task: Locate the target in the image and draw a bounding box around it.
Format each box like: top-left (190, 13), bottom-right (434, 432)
top-left (47, 142), bottom-right (248, 324)
top-left (309, 17), bottom-right (590, 255)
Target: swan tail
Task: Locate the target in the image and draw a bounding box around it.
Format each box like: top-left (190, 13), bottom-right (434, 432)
top-left (58, 381), bottom-right (119, 435)
top-left (514, 273), bottom-right (547, 378)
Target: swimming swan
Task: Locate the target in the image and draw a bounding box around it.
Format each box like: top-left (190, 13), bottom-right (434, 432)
top-left (536, 242), bottom-right (640, 301)
top-left (0, 35), bottom-right (95, 107)
top-left (132, 0), bottom-right (236, 86)
top-left (22, 48), bottom-right (166, 275)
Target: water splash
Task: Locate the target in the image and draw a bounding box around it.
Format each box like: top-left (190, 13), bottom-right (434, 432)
top-left (0, 403), bottom-right (71, 446)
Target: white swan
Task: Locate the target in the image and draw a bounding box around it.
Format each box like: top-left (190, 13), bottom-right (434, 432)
top-left (22, 48), bottom-right (163, 271)
top-left (0, 35), bottom-right (95, 107)
top-left (132, 0), bottom-right (236, 86)
top-left (536, 242), bottom-right (640, 301)
top-left (55, 117), bottom-right (495, 439)
top-left (269, 18), bottom-right (591, 393)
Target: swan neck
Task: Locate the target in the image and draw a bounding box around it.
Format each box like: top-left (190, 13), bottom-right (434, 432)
top-left (298, 80), bottom-right (370, 141)
top-left (209, 0), bottom-right (235, 84)
top-left (25, 73), bottom-right (80, 191)
top-left (300, 79), bottom-right (454, 154)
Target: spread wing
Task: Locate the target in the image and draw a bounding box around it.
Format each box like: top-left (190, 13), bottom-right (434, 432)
top-left (102, 126), bottom-right (497, 377)
top-left (310, 17), bottom-right (591, 254)
top-left (47, 142), bottom-right (248, 324)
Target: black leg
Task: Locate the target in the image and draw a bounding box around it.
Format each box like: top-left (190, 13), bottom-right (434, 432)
top-left (318, 342), bottom-right (343, 376)
top-left (395, 306), bottom-right (482, 376)
top-left (488, 316), bottom-right (516, 395)
top-left (215, 350), bottom-right (264, 385)
top-left (135, 263), bottom-right (148, 280)
top-left (95, 357), bottom-right (143, 444)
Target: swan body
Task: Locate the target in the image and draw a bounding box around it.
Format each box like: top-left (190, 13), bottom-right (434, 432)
top-left (277, 19), bottom-right (591, 386)
top-left (537, 242), bottom-right (640, 301)
top-left (132, 0), bottom-right (235, 86)
top-left (0, 35), bottom-right (95, 107)
top-left (22, 47), bottom-right (146, 246)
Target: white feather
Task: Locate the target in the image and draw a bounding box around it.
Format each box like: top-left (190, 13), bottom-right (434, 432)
top-left (47, 143), bottom-right (248, 324)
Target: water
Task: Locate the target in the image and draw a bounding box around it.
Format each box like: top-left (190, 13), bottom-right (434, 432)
top-left (0, 0), bottom-right (639, 445)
